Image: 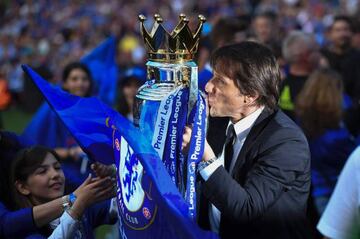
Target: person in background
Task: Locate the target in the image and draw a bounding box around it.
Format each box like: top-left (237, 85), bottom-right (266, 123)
top-left (321, 15), bottom-right (360, 103)
top-left (117, 68), bottom-right (144, 122)
top-left (296, 68), bottom-right (357, 214)
top-left (9, 146), bottom-right (117, 238)
top-left (321, 15), bottom-right (360, 137)
top-left (317, 146), bottom-right (360, 238)
top-left (250, 11), bottom-right (282, 59)
top-left (279, 30), bottom-right (322, 121)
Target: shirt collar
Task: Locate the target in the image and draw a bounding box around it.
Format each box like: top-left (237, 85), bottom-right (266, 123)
top-left (228, 106), bottom-right (265, 139)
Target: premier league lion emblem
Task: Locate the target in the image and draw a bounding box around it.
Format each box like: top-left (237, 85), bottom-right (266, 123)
top-left (114, 135), bottom-right (157, 230)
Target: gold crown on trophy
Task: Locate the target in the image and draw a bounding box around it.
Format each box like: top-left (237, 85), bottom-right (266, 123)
top-left (138, 14), bottom-right (206, 63)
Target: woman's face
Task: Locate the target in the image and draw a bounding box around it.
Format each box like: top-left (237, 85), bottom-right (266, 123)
top-left (63, 68), bottom-right (91, 97)
top-left (18, 153), bottom-right (65, 205)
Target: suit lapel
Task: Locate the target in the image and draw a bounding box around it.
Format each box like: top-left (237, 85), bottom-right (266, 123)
top-left (231, 107), bottom-right (276, 177)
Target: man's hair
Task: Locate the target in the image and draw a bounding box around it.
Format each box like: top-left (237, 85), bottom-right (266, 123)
top-left (331, 15), bottom-right (354, 32)
top-left (253, 11), bottom-right (277, 23)
top-left (210, 41), bottom-right (280, 110)
top-left (282, 31), bottom-right (316, 64)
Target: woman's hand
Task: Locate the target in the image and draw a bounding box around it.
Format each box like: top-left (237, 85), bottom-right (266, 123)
top-left (68, 146), bottom-right (84, 161)
top-left (74, 174), bottom-right (116, 206)
top-left (69, 174), bottom-right (116, 219)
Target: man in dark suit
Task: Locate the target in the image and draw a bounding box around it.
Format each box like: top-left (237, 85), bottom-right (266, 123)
top-left (184, 41), bottom-right (311, 239)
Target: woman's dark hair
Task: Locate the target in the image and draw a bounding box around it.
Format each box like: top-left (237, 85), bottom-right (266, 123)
top-left (10, 146), bottom-right (61, 209)
top-left (296, 68), bottom-right (344, 139)
top-left (210, 41), bottom-right (281, 110)
top-left (62, 62), bottom-right (93, 97)
top-left (117, 76), bottom-right (142, 116)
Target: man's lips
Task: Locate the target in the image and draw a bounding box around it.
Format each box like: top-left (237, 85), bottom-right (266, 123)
top-left (207, 97), bottom-right (214, 106)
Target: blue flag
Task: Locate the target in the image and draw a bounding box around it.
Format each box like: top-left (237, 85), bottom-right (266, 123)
top-left (81, 36), bottom-right (118, 106)
top-left (21, 64), bottom-right (218, 239)
top-left (21, 102), bottom-right (69, 148)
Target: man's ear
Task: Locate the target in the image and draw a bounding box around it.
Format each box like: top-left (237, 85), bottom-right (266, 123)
top-left (245, 94), bottom-right (259, 105)
top-left (15, 180), bottom-right (31, 196)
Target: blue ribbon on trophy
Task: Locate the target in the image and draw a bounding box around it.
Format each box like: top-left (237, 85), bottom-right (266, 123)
top-left (133, 13), bottom-right (207, 220)
top-left (163, 87), bottom-right (188, 186)
top-left (184, 94), bottom-right (206, 219)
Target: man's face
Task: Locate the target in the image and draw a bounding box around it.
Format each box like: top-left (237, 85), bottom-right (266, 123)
top-left (330, 20), bottom-right (352, 49)
top-left (205, 70), bottom-right (247, 119)
top-left (253, 16), bottom-right (273, 43)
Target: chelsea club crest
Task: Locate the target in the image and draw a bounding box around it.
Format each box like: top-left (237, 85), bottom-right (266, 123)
top-left (114, 135), bottom-right (157, 230)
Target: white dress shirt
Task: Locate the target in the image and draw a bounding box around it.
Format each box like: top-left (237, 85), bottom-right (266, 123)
top-left (200, 106), bottom-right (264, 234)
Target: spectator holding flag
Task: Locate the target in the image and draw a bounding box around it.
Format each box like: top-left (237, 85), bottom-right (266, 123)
top-left (9, 146), bottom-right (117, 238)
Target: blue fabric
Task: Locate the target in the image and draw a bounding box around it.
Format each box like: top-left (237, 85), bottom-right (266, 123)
top-left (21, 102), bottom-right (69, 148)
top-left (0, 202), bottom-right (38, 239)
top-left (343, 93), bottom-right (352, 110)
top-left (24, 235), bottom-right (46, 239)
top-left (310, 127), bottom-right (357, 197)
top-left (24, 200), bottom-right (115, 239)
top-left (81, 36), bottom-right (118, 106)
top-left (82, 200), bottom-right (116, 239)
top-left (21, 102), bottom-right (91, 191)
top-left (22, 64), bottom-right (218, 239)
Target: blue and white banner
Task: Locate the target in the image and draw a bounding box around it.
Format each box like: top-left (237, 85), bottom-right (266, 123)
top-left (184, 93), bottom-right (206, 219)
top-left (152, 87), bottom-right (182, 161)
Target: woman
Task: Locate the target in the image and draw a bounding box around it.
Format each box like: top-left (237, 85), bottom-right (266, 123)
top-left (296, 68), bottom-right (357, 214)
top-left (117, 73), bottom-right (142, 122)
top-left (10, 145), bottom-right (117, 238)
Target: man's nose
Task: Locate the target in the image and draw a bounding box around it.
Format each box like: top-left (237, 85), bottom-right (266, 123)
top-left (205, 79), bottom-right (214, 94)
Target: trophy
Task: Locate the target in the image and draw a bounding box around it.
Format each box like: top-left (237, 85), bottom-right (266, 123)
top-left (134, 13), bottom-right (206, 218)
top-left (134, 13), bottom-right (206, 127)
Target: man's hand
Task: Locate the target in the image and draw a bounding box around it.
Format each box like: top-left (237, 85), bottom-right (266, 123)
top-left (182, 125), bottom-right (192, 154)
top-left (182, 125), bottom-right (215, 161)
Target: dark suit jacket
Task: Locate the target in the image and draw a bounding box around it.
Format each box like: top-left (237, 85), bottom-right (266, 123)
top-left (200, 107), bottom-right (312, 239)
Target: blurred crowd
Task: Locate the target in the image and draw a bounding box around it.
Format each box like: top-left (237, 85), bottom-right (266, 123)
top-left (1, 0), bottom-right (360, 107)
top-left (2, 0), bottom-right (360, 238)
